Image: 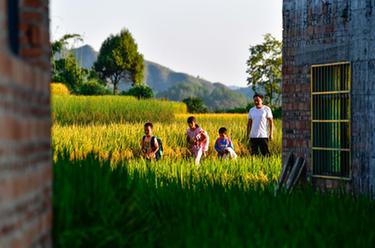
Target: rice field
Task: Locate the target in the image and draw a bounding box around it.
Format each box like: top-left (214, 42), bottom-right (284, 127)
top-left (52, 114), bottom-right (281, 162)
top-left (52, 95), bottom-right (187, 125)
top-left (52, 96), bottom-right (375, 247)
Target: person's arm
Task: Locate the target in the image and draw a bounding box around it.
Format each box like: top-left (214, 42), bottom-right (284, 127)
top-left (268, 118), bottom-right (273, 141)
top-left (247, 119), bottom-right (252, 139)
top-left (199, 131), bottom-right (207, 144)
top-left (214, 139), bottom-right (221, 153)
top-left (141, 137), bottom-right (146, 157)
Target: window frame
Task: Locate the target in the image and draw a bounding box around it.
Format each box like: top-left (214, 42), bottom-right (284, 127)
top-left (7, 0), bottom-right (20, 55)
top-left (310, 62), bottom-right (352, 180)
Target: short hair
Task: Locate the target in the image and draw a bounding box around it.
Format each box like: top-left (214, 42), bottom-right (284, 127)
top-left (253, 94), bottom-right (264, 99)
top-left (144, 122), bottom-right (153, 129)
top-left (187, 116), bottom-right (196, 124)
top-left (218, 127), bottom-right (227, 134)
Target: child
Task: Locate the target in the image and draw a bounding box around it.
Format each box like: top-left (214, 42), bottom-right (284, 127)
top-left (141, 122), bottom-right (160, 160)
top-left (214, 127), bottom-right (237, 160)
top-left (186, 116), bottom-right (209, 165)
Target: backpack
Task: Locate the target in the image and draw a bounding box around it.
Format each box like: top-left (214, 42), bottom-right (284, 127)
top-left (143, 136), bottom-right (163, 160)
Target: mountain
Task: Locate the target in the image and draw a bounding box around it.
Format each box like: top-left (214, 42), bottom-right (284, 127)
top-left (71, 45), bottom-right (251, 111)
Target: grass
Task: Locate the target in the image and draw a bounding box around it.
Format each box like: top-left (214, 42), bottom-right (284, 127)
top-left (52, 95), bottom-right (187, 125)
top-left (54, 154), bottom-right (375, 247)
top-left (52, 114), bottom-right (281, 162)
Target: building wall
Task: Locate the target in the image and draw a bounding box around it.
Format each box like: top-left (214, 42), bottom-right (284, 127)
top-left (0, 0), bottom-right (51, 247)
top-left (283, 0), bottom-right (375, 193)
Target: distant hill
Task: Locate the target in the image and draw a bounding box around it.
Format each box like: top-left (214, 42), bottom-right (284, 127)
top-left (71, 45), bottom-right (251, 111)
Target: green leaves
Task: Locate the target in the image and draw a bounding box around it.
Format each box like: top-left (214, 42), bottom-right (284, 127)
top-left (246, 33), bottom-right (282, 106)
top-left (94, 29), bottom-right (145, 94)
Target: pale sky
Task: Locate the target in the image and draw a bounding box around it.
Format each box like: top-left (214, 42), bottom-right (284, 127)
top-left (50, 0), bottom-right (282, 87)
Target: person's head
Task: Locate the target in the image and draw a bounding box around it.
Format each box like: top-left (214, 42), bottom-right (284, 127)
top-left (218, 127), bottom-right (228, 139)
top-left (144, 122), bottom-right (153, 136)
top-left (253, 94), bottom-right (264, 108)
top-left (187, 116), bottom-right (198, 129)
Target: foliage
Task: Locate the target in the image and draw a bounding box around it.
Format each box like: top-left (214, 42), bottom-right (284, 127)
top-left (52, 114), bottom-right (281, 162)
top-left (182, 97), bottom-right (208, 113)
top-left (51, 33), bottom-right (83, 57)
top-left (158, 82), bottom-right (248, 112)
top-left (52, 53), bottom-right (85, 93)
top-left (122, 84), bottom-right (154, 99)
top-left (94, 29), bottom-right (144, 94)
top-left (51, 34), bottom-right (87, 94)
top-left (246, 33), bottom-right (282, 106)
top-left (79, 80), bottom-right (111, 96)
top-left (54, 154), bottom-right (375, 247)
top-left (51, 95), bottom-right (187, 125)
top-left (50, 83), bottom-right (70, 96)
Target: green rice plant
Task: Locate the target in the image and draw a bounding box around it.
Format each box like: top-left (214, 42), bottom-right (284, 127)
top-left (52, 115), bottom-right (281, 162)
top-left (52, 95), bottom-right (187, 125)
top-left (54, 154), bottom-right (375, 247)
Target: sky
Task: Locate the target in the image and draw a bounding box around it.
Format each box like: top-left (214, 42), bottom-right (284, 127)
top-left (50, 0), bottom-right (282, 87)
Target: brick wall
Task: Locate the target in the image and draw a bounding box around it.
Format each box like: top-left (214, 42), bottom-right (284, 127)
top-left (0, 0), bottom-right (51, 247)
top-left (283, 0), bottom-right (375, 194)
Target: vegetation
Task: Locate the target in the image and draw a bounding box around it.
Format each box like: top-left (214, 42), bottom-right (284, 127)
top-left (122, 84), bottom-right (154, 99)
top-left (182, 97), bottom-right (208, 113)
top-left (52, 114), bottom-right (281, 162)
top-left (51, 95), bottom-right (187, 125)
top-left (159, 82), bottom-right (249, 111)
top-left (94, 29), bottom-right (144, 94)
top-left (246, 33), bottom-right (282, 106)
top-left (79, 80), bottom-right (111, 95)
top-left (51, 83), bottom-right (70, 96)
top-left (54, 154), bottom-right (375, 247)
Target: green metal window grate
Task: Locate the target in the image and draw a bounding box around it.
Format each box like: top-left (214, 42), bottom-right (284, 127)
top-left (311, 62), bottom-right (351, 179)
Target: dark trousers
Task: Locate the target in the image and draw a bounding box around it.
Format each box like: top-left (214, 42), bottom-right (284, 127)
top-left (250, 138), bottom-right (270, 156)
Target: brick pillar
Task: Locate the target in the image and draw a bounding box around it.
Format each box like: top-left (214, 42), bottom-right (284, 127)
top-left (0, 0), bottom-right (52, 247)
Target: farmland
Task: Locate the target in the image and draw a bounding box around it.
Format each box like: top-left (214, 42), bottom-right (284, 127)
top-left (52, 96), bottom-right (375, 247)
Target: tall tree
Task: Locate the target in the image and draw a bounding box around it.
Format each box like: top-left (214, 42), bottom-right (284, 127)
top-left (246, 34), bottom-right (282, 106)
top-left (94, 29), bottom-right (144, 94)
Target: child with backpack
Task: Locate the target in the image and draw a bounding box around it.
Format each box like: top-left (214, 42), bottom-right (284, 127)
top-left (141, 122), bottom-right (163, 161)
top-left (214, 127), bottom-right (237, 160)
top-left (186, 116), bottom-right (209, 165)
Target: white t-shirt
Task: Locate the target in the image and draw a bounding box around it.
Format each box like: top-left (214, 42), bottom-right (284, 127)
top-left (248, 106), bottom-right (273, 138)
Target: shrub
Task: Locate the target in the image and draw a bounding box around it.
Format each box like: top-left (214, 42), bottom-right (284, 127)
top-left (79, 80), bottom-right (110, 95)
top-left (122, 84), bottom-right (154, 99)
top-left (182, 97), bottom-right (208, 113)
top-left (51, 83), bottom-right (70, 96)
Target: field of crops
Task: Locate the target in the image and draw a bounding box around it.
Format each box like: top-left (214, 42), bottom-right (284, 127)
top-left (52, 96), bottom-right (375, 247)
top-left (52, 114), bottom-right (281, 162)
top-left (52, 95), bottom-right (187, 124)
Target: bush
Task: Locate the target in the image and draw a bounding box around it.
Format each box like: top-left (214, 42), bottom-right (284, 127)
top-left (51, 83), bottom-right (70, 96)
top-left (182, 97), bottom-right (208, 113)
top-left (122, 84), bottom-right (154, 99)
top-left (79, 80), bottom-right (110, 96)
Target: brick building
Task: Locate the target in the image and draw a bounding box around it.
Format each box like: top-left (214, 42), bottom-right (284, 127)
top-left (283, 0), bottom-right (375, 193)
top-left (0, 0), bottom-right (51, 247)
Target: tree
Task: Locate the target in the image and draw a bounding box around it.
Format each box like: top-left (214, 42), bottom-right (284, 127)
top-left (122, 84), bottom-right (154, 99)
top-left (51, 34), bottom-right (86, 93)
top-left (94, 29), bottom-right (144, 95)
top-left (52, 53), bottom-right (84, 93)
top-left (182, 97), bottom-right (208, 113)
top-left (246, 34), bottom-right (282, 106)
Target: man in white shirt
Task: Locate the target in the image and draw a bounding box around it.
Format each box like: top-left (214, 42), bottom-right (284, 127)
top-left (247, 94), bottom-right (273, 156)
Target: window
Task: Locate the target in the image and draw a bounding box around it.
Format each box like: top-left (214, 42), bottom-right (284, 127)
top-left (7, 0), bottom-right (19, 54)
top-left (311, 62), bottom-right (351, 179)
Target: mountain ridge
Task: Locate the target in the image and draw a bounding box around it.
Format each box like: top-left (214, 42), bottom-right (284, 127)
top-left (72, 45), bottom-right (252, 110)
